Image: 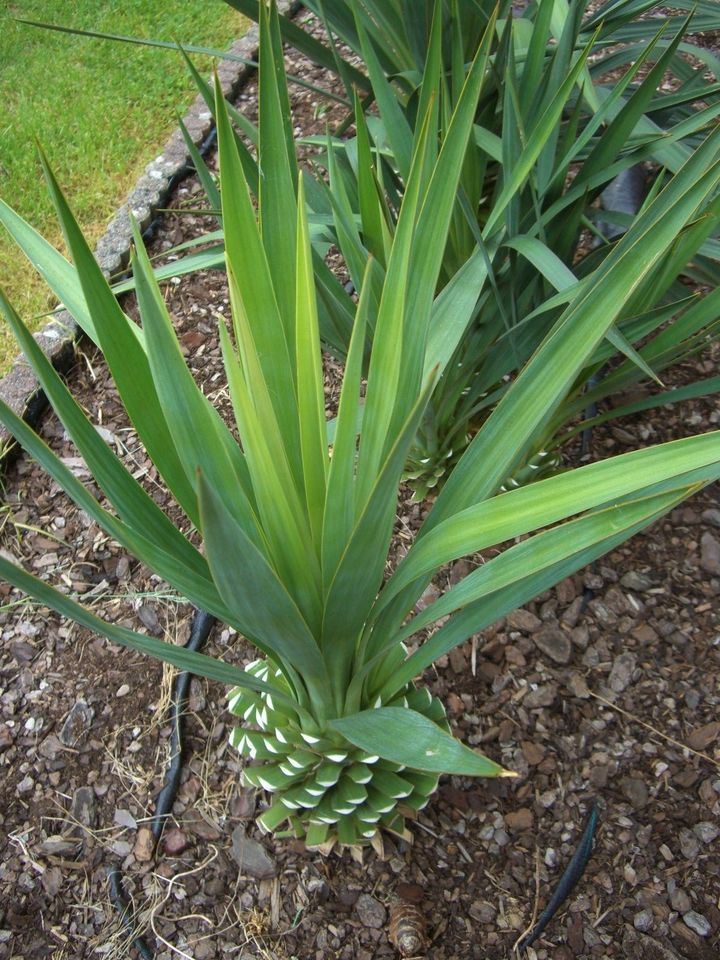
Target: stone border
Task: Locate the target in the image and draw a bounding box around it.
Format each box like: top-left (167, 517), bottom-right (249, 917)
top-left (0, 1), bottom-right (299, 452)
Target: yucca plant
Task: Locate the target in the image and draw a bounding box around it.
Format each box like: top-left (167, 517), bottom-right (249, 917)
top-left (6, 2), bottom-right (720, 506)
top-left (299, 0), bottom-right (720, 496)
top-left (2, 3), bottom-right (720, 850)
top-left (179, 0), bottom-right (720, 497)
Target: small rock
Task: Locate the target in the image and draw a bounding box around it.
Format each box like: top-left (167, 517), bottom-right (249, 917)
top-left (620, 571), bottom-right (653, 592)
top-left (684, 689), bottom-right (700, 710)
top-left (17, 775), bottom-right (34, 794)
top-left (116, 684), bottom-right (130, 698)
top-left (498, 718), bottom-right (515, 743)
top-left (230, 825), bottom-right (277, 879)
top-left (588, 598), bottom-right (616, 625)
top-left (555, 578), bottom-right (576, 604)
top-left (678, 827), bottom-right (700, 860)
top-left (693, 821), bottom-right (719, 844)
top-left (533, 624), bottom-right (572, 664)
top-left (447, 692), bottom-right (465, 715)
top-left (669, 888), bottom-right (692, 914)
top-left (633, 908), bottom-right (654, 932)
top-left (11, 640), bottom-right (36, 663)
top-left (524, 684), bottom-right (557, 709)
top-left (633, 623), bottom-right (658, 643)
top-left (180, 330), bottom-right (207, 351)
top-left (137, 603), bottom-right (161, 634)
top-left (355, 893), bottom-right (386, 929)
top-left (0, 724), bottom-right (14, 751)
top-left (621, 777), bottom-right (649, 810)
top-left (469, 900), bottom-right (496, 923)
top-left (505, 808), bottom-right (533, 831)
top-left (701, 508), bottom-right (720, 528)
top-left (38, 734), bottom-right (64, 761)
top-left (40, 835), bottom-right (82, 857)
top-left (687, 721), bottom-right (720, 751)
top-left (623, 864), bottom-right (637, 886)
top-left (113, 809), bottom-right (138, 830)
top-left (41, 866), bottom-right (64, 898)
top-left (448, 646), bottom-right (467, 674)
top-left (567, 672), bottom-right (590, 698)
top-left (163, 828), bottom-right (189, 856)
top-left (133, 826), bottom-right (156, 862)
top-left (561, 596), bottom-right (585, 629)
top-left (584, 571), bottom-right (604, 591)
top-left (683, 911), bottom-right (711, 937)
top-left (521, 741), bottom-right (545, 765)
top-left (204, 878), bottom-right (225, 898)
top-left (700, 532), bottom-right (720, 574)
top-left (70, 786), bottom-right (96, 829)
top-left (608, 653), bottom-right (637, 693)
top-left (193, 940), bottom-right (216, 960)
top-left (590, 764), bottom-right (609, 788)
top-left (59, 700), bottom-right (94, 747)
top-left (505, 609), bottom-right (542, 633)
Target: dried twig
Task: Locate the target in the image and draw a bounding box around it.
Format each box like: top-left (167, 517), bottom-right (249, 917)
top-left (588, 689), bottom-right (720, 771)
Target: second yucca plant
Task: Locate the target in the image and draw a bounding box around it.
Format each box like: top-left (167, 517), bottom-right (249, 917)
top-left (1, 3), bottom-right (720, 850)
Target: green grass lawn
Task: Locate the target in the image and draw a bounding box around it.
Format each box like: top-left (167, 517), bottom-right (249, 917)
top-left (0, 1), bottom-right (247, 374)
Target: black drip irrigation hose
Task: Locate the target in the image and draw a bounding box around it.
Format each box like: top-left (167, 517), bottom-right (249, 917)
top-left (150, 609), bottom-right (216, 839)
top-left (519, 801), bottom-right (599, 951)
top-left (107, 607), bottom-right (215, 959)
top-left (108, 868), bottom-right (154, 960)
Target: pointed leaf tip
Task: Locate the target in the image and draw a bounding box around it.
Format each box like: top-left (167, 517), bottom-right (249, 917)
top-left (330, 706), bottom-right (510, 777)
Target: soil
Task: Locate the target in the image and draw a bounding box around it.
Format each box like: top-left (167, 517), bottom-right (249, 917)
top-left (1, 11), bottom-right (719, 960)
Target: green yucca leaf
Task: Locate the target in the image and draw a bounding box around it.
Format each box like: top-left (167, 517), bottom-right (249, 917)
top-left (483, 26), bottom-right (599, 237)
top-left (0, 199), bottom-right (97, 340)
top-left (178, 115), bottom-right (221, 215)
top-left (36, 150), bottom-right (200, 522)
top-left (354, 89), bottom-right (390, 266)
top-left (430, 126), bottom-right (720, 524)
top-left (321, 259), bottom-right (374, 586)
top-left (380, 432), bottom-right (720, 611)
top-left (215, 71), bottom-right (302, 481)
top-left (0, 553), bottom-right (301, 711)
top-left (0, 291), bottom-right (206, 577)
top-left (295, 176), bottom-right (330, 549)
top-left (196, 469), bottom-right (328, 702)
top-left (218, 287), bottom-right (321, 615)
top-left (401, 485), bottom-right (700, 640)
top-left (258, 0), bottom-right (299, 333)
top-left (353, 11), bottom-right (413, 181)
top-left (377, 486), bottom-right (698, 702)
top-left (331, 707), bottom-right (509, 777)
top-left (130, 218), bottom-right (257, 533)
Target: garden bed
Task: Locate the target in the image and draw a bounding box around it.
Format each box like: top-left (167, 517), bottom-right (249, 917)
top-left (0, 11), bottom-right (719, 960)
